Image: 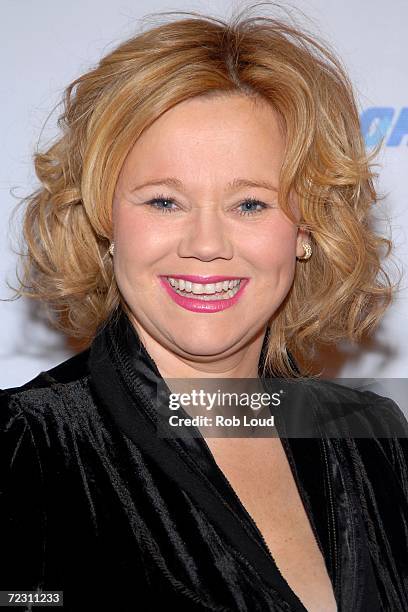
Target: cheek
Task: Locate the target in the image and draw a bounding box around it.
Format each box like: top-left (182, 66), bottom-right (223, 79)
top-left (241, 222), bottom-right (298, 305)
top-left (243, 223), bottom-right (297, 271)
top-left (112, 209), bottom-right (166, 303)
top-left (114, 209), bottom-right (170, 268)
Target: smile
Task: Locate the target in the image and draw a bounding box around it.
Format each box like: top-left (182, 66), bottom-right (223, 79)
top-left (158, 275), bottom-right (250, 313)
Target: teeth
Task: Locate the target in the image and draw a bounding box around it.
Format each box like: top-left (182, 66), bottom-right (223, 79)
top-left (167, 277), bottom-right (241, 295)
top-left (172, 284), bottom-right (241, 300)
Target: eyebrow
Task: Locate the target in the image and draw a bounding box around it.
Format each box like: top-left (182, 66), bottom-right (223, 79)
top-left (130, 177), bottom-right (278, 193)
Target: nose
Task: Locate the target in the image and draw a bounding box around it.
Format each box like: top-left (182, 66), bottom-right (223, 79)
top-left (177, 206), bottom-right (233, 261)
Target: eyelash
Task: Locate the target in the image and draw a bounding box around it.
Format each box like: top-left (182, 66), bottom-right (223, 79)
top-left (145, 193), bottom-right (269, 217)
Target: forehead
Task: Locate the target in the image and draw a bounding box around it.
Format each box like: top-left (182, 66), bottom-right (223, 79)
top-left (138, 94), bottom-right (282, 141)
top-left (119, 95), bottom-right (286, 183)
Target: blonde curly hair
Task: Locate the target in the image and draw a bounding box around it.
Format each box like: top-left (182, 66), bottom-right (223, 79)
top-left (9, 2), bottom-right (400, 377)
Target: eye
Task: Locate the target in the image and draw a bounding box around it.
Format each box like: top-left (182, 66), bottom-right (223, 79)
top-left (145, 194), bottom-right (178, 214)
top-left (144, 194), bottom-right (270, 216)
top-left (236, 197), bottom-right (268, 216)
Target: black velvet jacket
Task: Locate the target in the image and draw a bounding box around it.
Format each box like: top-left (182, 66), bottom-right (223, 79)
top-left (1, 307), bottom-right (408, 611)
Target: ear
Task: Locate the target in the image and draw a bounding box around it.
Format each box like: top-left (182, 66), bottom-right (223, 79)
top-left (296, 226), bottom-right (310, 258)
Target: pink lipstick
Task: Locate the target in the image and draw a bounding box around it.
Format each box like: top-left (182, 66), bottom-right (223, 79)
top-left (158, 275), bottom-right (250, 313)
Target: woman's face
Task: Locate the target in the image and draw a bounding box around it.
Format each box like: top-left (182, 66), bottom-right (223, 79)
top-left (112, 94), bottom-right (308, 374)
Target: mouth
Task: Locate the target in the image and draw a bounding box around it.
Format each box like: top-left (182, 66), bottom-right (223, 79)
top-left (158, 275), bottom-right (250, 313)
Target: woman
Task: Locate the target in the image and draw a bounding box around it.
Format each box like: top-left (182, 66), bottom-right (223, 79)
top-left (1, 6), bottom-right (408, 611)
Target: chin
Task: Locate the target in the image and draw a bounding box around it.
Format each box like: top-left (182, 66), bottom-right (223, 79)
top-left (170, 335), bottom-right (242, 359)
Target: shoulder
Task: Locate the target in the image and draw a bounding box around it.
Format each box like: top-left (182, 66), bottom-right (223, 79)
top-left (1, 348), bottom-right (91, 406)
top-left (0, 348), bottom-right (105, 493)
top-left (292, 376), bottom-right (408, 438)
top-left (280, 376), bottom-right (408, 486)
top-left (0, 348), bottom-right (93, 445)
top-left (299, 377), bottom-right (408, 504)
top-left (2, 348), bottom-right (91, 397)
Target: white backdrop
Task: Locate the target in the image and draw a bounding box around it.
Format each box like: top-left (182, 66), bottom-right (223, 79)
top-left (1, 0), bottom-right (407, 389)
